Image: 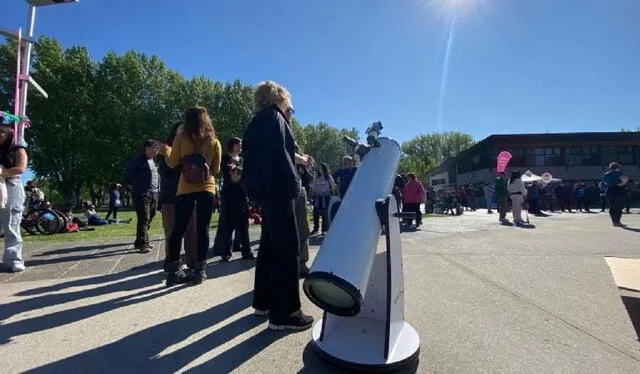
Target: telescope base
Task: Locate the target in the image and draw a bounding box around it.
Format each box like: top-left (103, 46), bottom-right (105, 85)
top-left (311, 317), bottom-right (420, 372)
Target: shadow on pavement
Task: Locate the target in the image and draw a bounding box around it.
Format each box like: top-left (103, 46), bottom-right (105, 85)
top-left (298, 341), bottom-right (419, 373)
top-left (0, 271), bottom-right (174, 344)
top-left (34, 242), bottom-right (133, 257)
top-left (620, 226), bottom-right (640, 233)
top-left (25, 248), bottom-right (138, 267)
top-left (25, 291), bottom-right (277, 374)
top-left (621, 294), bottom-right (640, 342)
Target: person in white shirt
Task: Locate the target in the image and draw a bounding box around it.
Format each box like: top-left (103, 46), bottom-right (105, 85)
top-left (507, 171), bottom-right (528, 225)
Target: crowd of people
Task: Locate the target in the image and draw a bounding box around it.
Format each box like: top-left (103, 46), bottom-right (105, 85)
top-left (114, 81), bottom-right (360, 331)
top-left (0, 79), bottom-right (635, 332)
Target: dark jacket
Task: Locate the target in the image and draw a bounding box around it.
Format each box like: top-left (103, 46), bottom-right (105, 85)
top-left (221, 154), bottom-right (242, 187)
top-left (243, 105), bottom-right (300, 203)
top-left (125, 154), bottom-right (156, 196)
top-left (158, 157), bottom-right (179, 205)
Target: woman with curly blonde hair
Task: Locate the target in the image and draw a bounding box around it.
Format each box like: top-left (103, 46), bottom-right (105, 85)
top-left (242, 81), bottom-right (313, 331)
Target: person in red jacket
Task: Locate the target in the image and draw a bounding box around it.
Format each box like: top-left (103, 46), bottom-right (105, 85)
top-left (402, 173), bottom-right (426, 227)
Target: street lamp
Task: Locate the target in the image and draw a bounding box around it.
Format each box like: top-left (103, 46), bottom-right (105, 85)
top-left (27, 1), bottom-right (79, 7)
top-left (0, 0), bottom-right (78, 145)
top-left (20, 0), bottom-right (79, 115)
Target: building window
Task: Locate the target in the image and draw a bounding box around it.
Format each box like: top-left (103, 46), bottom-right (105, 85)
top-left (471, 153), bottom-right (488, 171)
top-left (504, 148), bottom-right (527, 167)
top-left (602, 146), bottom-right (635, 165)
top-left (432, 178), bottom-right (446, 186)
top-left (566, 146), bottom-right (600, 166)
top-left (457, 159), bottom-right (472, 174)
top-left (532, 147), bottom-right (563, 167)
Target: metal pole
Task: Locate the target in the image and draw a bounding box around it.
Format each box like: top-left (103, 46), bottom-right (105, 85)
top-left (19, 5), bottom-right (37, 118)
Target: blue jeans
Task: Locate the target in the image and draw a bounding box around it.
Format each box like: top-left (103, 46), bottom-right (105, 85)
top-left (1, 177), bottom-right (25, 267)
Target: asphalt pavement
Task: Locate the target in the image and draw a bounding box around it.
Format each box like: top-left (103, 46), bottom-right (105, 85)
top-left (1, 210), bottom-right (639, 373)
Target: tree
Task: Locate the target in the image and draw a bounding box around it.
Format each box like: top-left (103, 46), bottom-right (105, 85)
top-left (398, 132), bottom-right (475, 178)
top-left (0, 36), bottom-right (364, 204)
top-left (299, 122), bottom-right (359, 172)
top-left (26, 37), bottom-right (96, 205)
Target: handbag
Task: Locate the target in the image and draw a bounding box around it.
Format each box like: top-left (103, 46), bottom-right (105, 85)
top-left (181, 136), bottom-right (210, 184)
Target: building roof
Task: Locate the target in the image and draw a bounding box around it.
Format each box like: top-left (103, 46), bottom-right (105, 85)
top-left (426, 131), bottom-right (640, 177)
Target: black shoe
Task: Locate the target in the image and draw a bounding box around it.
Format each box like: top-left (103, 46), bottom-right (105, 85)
top-left (242, 252), bottom-right (255, 260)
top-left (232, 247), bottom-right (242, 253)
top-left (166, 261), bottom-right (191, 286)
top-left (193, 262), bottom-right (207, 285)
top-left (299, 264), bottom-right (310, 279)
top-left (310, 229), bottom-right (319, 235)
top-left (268, 310), bottom-right (314, 331)
top-left (137, 245), bottom-right (151, 253)
top-left (221, 255), bottom-right (231, 262)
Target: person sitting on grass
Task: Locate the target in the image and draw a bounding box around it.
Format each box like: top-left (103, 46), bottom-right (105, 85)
top-left (84, 203), bottom-right (132, 226)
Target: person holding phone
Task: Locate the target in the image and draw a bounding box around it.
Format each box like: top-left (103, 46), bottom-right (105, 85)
top-left (124, 139), bottom-right (160, 253)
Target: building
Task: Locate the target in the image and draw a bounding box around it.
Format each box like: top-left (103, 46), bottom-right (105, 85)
top-left (426, 132), bottom-right (640, 188)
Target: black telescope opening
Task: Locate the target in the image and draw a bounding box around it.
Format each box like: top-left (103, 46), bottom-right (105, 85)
top-left (303, 272), bottom-right (363, 317)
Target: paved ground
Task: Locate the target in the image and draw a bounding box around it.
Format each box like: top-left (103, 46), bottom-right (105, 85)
top-left (1, 210), bottom-right (640, 373)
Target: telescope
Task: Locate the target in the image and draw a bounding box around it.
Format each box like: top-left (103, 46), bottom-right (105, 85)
top-left (303, 122), bottom-right (420, 371)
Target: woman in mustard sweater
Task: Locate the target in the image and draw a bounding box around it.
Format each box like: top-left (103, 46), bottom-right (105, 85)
top-left (160, 107), bottom-right (222, 286)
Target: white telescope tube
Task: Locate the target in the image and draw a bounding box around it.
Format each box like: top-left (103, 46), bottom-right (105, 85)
top-left (303, 137), bottom-right (401, 316)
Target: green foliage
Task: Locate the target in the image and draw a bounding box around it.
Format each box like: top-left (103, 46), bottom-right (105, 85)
top-left (298, 122), bottom-right (360, 172)
top-left (398, 131), bottom-right (475, 179)
top-left (0, 37), bottom-right (360, 204)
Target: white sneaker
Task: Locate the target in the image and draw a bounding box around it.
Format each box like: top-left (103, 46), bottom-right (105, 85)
top-left (10, 263), bottom-right (25, 272)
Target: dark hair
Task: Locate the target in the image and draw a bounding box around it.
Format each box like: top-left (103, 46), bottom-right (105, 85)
top-left (226, 137), bottom-right (241, 153)
top-left (321, 163), bottom-right (330, 180)
top-left (109, 183), bottom-right (118, 191)
top-left (167, 122), bottom-right (182, 146)
top-left (609, 162), bottom-right (621, 171)
top-left (184, 106), bottom-right (215, 142)
top-left (142, 139), bottom-right (156, 151)
top-left (509, 171), bottom-right (522, 184)
top-left (407, 173), bottom-right (416, 180)
top-left (0, 125), bottom-right (15, 155)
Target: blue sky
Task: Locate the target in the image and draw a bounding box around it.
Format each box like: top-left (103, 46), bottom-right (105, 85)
top-left (2, 0), bottom-right (639, 146)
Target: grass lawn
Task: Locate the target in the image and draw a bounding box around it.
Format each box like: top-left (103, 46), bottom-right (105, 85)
top-left (16, 207), bottom-right (445, 244)
top-left (20, 210), bottom-right (221, 243)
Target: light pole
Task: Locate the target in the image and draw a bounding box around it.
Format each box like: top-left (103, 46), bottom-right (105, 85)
top-left (0, 0), bottom-right (78, 145)
top-left (20, 0), bottom-right (79, 120)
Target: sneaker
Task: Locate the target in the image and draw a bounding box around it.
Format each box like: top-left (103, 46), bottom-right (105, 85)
top-left (221, 255), bottom-right (231, 262)
top-left (299, 264), bottom-right (310, 279)
top-left (10, 263), bottom-right (25, 273)
top-left (254, 309), bottom-right (269, 317)
top-left (138, 246), bottom-right (151, 253)
top-left (268, 311), bottom-right (314, 331)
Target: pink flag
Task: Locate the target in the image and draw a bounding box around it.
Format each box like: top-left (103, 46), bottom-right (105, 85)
top-left (496, 151), bottom-right (512, 173)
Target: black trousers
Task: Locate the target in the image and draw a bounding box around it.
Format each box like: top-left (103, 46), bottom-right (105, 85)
top-left (608, 188), bottom-right (625, 224)
top-left (600, 196), bottom-right (607, 211)
top-left (576, 197), bottom-right (589, 212)
top-left (168, 191), bottom-right (214, 263)
top-left (214, 201), bottom-right (251, 257)
top-left (402, 202), bottom-right (422, 225)
top-left (105, 205), bottom-right (118, 220)
top-left (252, 198), bottom-right (301, 322)
top-left (559, 198), bottom-right (571, 212)
top-left (134, 192), bottom-right (157, 248)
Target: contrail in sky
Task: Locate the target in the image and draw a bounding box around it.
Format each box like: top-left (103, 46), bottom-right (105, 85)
top-left (437, 12), bottom-right (457, 132)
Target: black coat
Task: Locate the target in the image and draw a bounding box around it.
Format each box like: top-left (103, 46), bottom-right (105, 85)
top-left (242, 105), bottom-right (300, 203)
top-left (125, 154), bottom-right (156, 196)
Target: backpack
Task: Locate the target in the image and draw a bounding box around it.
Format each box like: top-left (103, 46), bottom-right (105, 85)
top-left (181, 136), bottom-right (210, 184)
